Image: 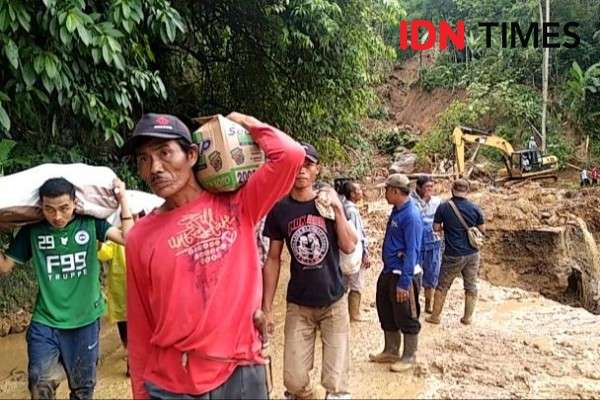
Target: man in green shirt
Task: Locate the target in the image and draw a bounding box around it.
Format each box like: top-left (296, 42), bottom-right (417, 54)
top-left (0, 177), bottom-right (133, 400)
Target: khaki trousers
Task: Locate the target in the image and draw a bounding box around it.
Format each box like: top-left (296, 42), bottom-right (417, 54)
top-left (283, 295), bottom-right (350, 398)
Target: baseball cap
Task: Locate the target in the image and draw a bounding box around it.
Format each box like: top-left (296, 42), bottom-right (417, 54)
top-left (452, 179), bottom-right (470, 196)
top-left (302, 143), bottom-right (320, 163)
top-left (121, 113), bottom-right (192, 156)
top-left (379, 173), bottom-right (410, 190)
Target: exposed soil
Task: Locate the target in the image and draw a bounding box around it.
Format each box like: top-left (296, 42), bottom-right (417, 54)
top-left (365, 54), bottom-right (466, 137)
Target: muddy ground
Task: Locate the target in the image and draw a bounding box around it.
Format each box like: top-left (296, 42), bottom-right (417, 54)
top-left (1, 195), bottom-right (600, 399)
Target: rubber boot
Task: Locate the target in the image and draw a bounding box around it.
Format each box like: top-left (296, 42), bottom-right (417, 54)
top-left (390, 334), bottom-right (418, 372)
top-left (425, 290), bottom-right (447, 324)
top-left (424, 288), bottom-right (434, 314)
top-left (368, 330), bottom-right (401, 363)
top-left (460, 291), bottom-right (477, 325)
top-left (348, 290), bottom-right (366, 322)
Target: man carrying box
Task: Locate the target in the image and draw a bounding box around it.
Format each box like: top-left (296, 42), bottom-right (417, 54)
top-left (122, 112), bottom-right (305, 399)
top-left (0, 176), bottom-right (132, 399)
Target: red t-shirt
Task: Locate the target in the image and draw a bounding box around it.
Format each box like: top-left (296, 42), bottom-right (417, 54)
top-left (126, 122), bottom-right (305, 398)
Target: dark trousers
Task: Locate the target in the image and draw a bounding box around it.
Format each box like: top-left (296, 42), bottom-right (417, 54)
top-left (144, 364), bottom-right (268, 400)
top-left (376, 272), bottom-right (421, 334)
top-left (27, 319), bottom-right (100, 400)
top-left (116, 321), bottom-right (127, 347)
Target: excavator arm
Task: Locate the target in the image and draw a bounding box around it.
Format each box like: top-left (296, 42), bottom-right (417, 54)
top-left (452, 126), bottom-right (515, 177)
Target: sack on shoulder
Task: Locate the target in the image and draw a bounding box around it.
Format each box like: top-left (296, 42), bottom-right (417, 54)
top-left (340, 224), bottom-right (362, 275)
top-left (340, 238), bottom-right (362, 275)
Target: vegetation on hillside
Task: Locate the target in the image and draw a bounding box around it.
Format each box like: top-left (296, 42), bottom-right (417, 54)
top-left (410, 0), bottom-right (600, 165)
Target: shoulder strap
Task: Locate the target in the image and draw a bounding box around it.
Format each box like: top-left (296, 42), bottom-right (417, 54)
top-left (448, 200), bottom-right (470, 231)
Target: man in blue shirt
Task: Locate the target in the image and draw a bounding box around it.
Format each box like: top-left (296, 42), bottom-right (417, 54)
top-left (426, 179), bottom-right (485, 325)
top-left (369, 174), bottom-right (423, 373)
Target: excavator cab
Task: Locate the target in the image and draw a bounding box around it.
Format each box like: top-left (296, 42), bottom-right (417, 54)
top-left (511, 149), bottom-right (544, 176)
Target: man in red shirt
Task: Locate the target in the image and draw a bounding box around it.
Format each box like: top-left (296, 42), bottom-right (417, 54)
top-left (122, 112), bottom-right (305, 399)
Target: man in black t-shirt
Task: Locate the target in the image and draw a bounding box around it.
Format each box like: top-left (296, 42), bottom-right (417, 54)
top-left (262, 143), bottom-right (357, 399)
top-left (426, 179), bottom-right (485, 326)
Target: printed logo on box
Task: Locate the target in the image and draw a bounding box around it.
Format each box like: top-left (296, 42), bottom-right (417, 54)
top-left (208, 151), bottom-right (223, 172)
top-left (230, 147), bottom-right (245, 165)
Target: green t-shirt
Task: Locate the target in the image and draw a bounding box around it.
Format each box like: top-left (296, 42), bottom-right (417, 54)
top-left (6, 215), bottom-right (111, 329)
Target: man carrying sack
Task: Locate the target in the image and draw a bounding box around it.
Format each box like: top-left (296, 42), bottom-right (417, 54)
top-left (0, 177), bottom-right (132, 399)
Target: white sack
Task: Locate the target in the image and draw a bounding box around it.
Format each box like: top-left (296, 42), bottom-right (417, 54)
top-left (0, 163), bottom-right (119, 230)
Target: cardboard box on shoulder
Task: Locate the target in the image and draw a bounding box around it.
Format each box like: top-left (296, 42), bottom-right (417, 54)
top-left (192, 115), bottom-right (265, 192)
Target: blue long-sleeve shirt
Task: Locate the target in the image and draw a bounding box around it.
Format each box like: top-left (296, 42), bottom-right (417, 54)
top-left (382, 199), bottom-right (423, 289)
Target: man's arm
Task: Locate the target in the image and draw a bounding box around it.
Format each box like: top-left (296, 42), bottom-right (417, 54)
top-left (228, 112), bottom-right (305, 226)
top-left (477, 224), bottom-right (486, 235)
top-left (105, 178), bottom-right (134, 245)
top-left (433, 203), bottom-right (444, 233)
top-left (397, 215), bottom-right (423, 290)
top-left (355, 211), bottom-right (371, 268)
top-left (321, 187), bottom-right (357, 254)
top-left (475, 205), bottom-right (486, 234)
top-left (0, 252), bottom-right (15, 274)
top-left (262, 240), bottom-right (284, 335)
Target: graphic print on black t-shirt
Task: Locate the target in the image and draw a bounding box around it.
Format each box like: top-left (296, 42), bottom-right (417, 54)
top-left (288, 214), bottom-right (329, 268)
top-left (264, 196), bottom-right (345, 307)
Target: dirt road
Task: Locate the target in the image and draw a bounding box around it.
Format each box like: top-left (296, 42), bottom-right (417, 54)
top-left (2, 199), bottom-right (600, 399)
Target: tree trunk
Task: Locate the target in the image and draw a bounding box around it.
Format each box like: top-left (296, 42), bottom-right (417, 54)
top-left (541, 0), bottom-right (550, 152)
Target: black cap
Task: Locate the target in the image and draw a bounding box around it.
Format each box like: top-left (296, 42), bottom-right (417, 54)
top-left (301, 142), bottom-right (320, 163)
top-left (121, 113), bottom-right (192, 156)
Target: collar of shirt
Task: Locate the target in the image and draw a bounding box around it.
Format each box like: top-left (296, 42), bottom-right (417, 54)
top-left (393, 199), bottom-right (411, 213)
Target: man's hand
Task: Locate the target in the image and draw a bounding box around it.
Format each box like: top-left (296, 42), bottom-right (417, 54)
top-left (253, 309), bottom-right (273, 340)
top-left (113, 178), bottom-right (127, 203)
top-left (362, 254), bottom-right (371, 269)
top-left (0, 252), bottom-right (15, 275)
top-left (264, 310), bottom-right (275, 336)
top-left (226, 112), bottom-right (260, 131)
top-left (396, 287), bottom-right (409, 303)
top-left (253, 309), bottom-right (272, 357)
top-left (319, 186), bottom-right (344, 214)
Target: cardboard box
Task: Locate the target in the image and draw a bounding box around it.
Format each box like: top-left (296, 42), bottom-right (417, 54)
top-left (192, 115), bottom-right (265, 192)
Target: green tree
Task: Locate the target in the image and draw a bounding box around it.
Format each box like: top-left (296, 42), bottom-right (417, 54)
top-left (0, 0), bottom-right (184, 157)
top-left (151, 0), bottom-right (403, 160)
top-left (561, 61), bottom-right (600, 136)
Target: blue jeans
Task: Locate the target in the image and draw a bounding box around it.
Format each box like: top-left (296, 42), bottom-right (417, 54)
top-left (420, 240), bottom-right (442, 289)
top-left (27, 319), bottom-right (100, 400)
top-left (145, 364), bottom-right (268, 399)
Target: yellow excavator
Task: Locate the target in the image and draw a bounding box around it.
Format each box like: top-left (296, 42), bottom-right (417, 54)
top-left (452, 126), bottom-right (559, 182)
